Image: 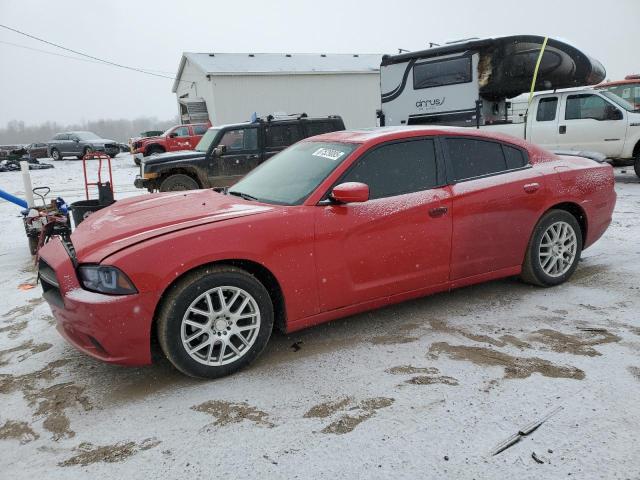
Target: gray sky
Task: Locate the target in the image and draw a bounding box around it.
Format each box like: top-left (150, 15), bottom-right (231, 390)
top-left (0, 0), bottom-right (637, 125)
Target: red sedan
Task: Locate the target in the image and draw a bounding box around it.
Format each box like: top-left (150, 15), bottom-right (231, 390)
top-left (38, 127), bottom-right (616, 378)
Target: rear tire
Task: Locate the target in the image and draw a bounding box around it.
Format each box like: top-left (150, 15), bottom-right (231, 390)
top-left (157, 266), bottom-right (274, 379)
top-left (50, 148), bottom-right (62, 161)
top-left (521, 209), bottom-right (582, 287)
top-left (159, 174), bottom-right (199, 192)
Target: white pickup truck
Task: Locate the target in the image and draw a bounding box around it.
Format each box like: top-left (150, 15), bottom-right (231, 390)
top-left (485, 88), bottom-right (640, 177)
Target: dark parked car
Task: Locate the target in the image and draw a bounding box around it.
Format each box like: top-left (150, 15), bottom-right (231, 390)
top-left (48, 131), bottom-right (119, 160)
top-left (135, 114), bottom-right (345, 192)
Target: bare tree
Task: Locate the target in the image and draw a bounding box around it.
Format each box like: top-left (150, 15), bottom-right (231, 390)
top-left (0, 116), bottom-right (181, 145)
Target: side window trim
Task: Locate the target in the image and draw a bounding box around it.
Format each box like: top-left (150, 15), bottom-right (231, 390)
top-left (220, 126), bottom-right (259, 153)
top-left (535, 96), bottom-right (559, 122)
top-left (323, 136), bottom-right (444, 202)
top-left (564, 93), bottom-right (620, 121)
top-left (441, 136), bottom-right (531, 184)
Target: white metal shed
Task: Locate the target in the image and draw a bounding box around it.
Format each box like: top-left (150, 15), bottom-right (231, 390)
top-left (172, 53), bottom-right (383, 128)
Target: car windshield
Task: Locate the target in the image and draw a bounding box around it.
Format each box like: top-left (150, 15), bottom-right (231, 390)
top-left (195, 128), bottom-right (220, 152)
top-left (75, 132), bottom-right (101, 140)
top-left (599, 90), bottom-right (638, 112)
top-left (229, 141), bottom-right (358, 205)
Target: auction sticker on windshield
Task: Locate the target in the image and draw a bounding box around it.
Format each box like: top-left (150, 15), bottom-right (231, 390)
top-left (312, 147), bottom-right (346, 161)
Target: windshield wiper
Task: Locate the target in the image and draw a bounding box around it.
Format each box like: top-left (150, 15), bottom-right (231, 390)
top-left (228, 190), bottom-right (258, 201)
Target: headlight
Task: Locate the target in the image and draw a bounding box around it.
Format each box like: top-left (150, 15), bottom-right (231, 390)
top-left (78, 265), bottom-right (138, 295)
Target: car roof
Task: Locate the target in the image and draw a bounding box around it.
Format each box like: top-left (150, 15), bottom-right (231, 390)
top-left (307, 126), bottom-right (550, 161)
top-left (308, 126), bottom-right (518, 144)
top-left (596, 79), bottom-right (640, 88)
top-left (209, 116), bottom-right (341, 131)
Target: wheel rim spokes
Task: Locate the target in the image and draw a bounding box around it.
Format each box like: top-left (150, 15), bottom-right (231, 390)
top-left (181, 286), bottom-right (261, 366)
top-left (538, 221), bottom-right (578, 278)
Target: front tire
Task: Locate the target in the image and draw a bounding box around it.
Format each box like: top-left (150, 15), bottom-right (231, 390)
top-left (159, 174), bottom-right (199, 192)
top-left (157, 266), bottom-right (274, 379)
top-left (634, 156), bottom-right (640, 179)
top-left (521, 209), bottom-right (582, 287)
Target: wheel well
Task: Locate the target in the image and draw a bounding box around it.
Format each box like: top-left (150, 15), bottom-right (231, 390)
top-left (145, 143), bottom-right (165, 154)
top-left (149, 260), bottom-right (287, 354)
top-left (546, 202), bottom-right (587, 245)
top-left (158, 168), bottom-right (203, 187)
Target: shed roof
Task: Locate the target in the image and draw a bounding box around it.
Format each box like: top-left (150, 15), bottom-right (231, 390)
top-left (173, 52), bottom-right (382, 92)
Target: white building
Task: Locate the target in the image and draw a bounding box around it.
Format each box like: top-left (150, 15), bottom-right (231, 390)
top-left (172, 53), bottom-right (383, 128)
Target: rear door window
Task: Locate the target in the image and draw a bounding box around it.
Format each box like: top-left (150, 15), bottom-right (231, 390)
top-left (536, 97), bottom-right (558, 121)
top-left (446, 138), bottom-right (508, 181)
top-left (265, 123), bottom-right (303, 149)
top-left (341, 139), bottom-right (438, 199)
top-left (193, 125), bottom-right (208, 135)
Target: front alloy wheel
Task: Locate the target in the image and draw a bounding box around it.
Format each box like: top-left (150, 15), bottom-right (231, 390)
top-left (157, 266), bottom-right (273, 378)
top-left (181, 286), bottom-right (261, 366)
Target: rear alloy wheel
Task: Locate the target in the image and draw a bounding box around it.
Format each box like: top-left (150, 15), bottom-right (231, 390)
top-left (157, 266), bottom-right (274, 378)
top-left (159, 174), bottom-right (199, 192)
top-left (50, 148), bottom-right (62, 161)
top-left (521, 209), bottom-right (582, 287)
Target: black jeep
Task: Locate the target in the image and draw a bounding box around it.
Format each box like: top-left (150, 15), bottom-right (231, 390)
top-left (134, 114), bottom-right (345, 192)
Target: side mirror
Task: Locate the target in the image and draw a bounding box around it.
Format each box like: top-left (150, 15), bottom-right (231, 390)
top-left (213, 144), bottom-right (227, 157)
top-left (605, 105), bottom-right (623, 120)
top-left (331, 182), bottom-right (369, 204)
top-left (169, 132), bottom-right (178, 138)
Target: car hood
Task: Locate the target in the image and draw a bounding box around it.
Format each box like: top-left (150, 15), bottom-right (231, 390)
top-left (144, 150), bottom-right (205, 164)
top-left (71, 189), bottom-right (273, 262)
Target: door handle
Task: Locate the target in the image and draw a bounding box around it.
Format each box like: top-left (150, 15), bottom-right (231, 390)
top-left (523, 182), bottom-right (540, 193)
top-left (428, 206), bottom-right (448, 218)
top-left (559, 125), bottom-right (566, 134)
top-left (248, 154), bottom-right (259, 159)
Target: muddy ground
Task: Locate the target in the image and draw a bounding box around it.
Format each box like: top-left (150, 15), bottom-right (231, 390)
top-left (0, 158), bottom-right (639, 479)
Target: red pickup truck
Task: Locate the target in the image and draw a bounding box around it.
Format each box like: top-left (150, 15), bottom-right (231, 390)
top-left (131, 122), bottom-right (211, 164)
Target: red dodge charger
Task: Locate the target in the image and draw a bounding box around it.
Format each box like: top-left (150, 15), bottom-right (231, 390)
top-left (38, 127), bottom-right (616, 378)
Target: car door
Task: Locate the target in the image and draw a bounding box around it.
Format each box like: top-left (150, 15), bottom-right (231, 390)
top-left (556, 93), bottom-right (627, 157)
top-left (56, 134), bottom-right (72, 155)
top-left (314, 138), bottom-right (452, 312)
top-left (68, 134), bottom-right (83, 155)
top-left (445, 137), bottom-right (545, 281)
top-left (528, 96), bottom-right (560, 149)
top-left (213, 126), bottom-right (260, 186)
top-left (166, 126), bottom-right (192, 151)
top-left (263, 122), bottom-right (304, 161)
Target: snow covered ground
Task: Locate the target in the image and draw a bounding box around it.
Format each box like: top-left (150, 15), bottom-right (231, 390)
top-left (0, 156), bottom-right (639, 479)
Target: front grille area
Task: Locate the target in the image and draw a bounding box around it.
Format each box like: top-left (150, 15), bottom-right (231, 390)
top-left (38, 258), bottom-right (63, 308)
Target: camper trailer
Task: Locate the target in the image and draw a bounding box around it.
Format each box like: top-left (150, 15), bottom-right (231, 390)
top-left (379, 36), bottom-right (605, 128)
